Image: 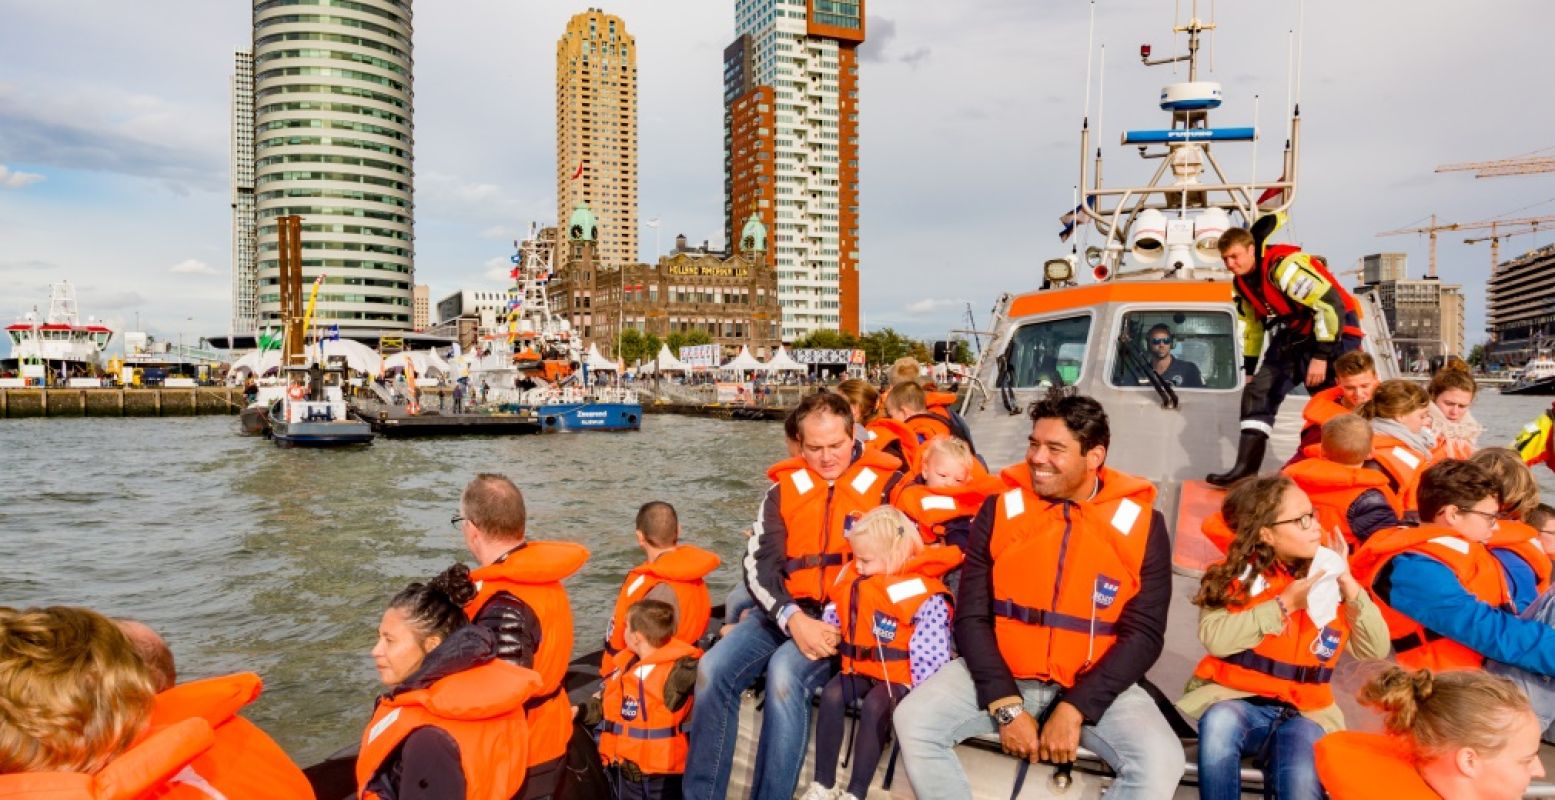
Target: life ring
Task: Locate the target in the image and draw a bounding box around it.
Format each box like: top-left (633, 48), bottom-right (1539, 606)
top-left (287, 385), bottom-right (306, 400)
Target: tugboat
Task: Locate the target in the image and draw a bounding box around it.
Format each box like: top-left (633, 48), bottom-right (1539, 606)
top-left (266, 362), bottom-right (374, 447)
top-left (1502, 347), bottom-right (1555, 396)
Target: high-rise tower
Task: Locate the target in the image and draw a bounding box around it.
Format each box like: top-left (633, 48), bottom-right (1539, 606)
top-left (231, 48), bottom-right (257, 334)
top-left (557, 10), bottom-right (638, 268)
top-left (726, 0), bottom-right (864, 339)
top-left (250, 0), bottom-right (415, 333)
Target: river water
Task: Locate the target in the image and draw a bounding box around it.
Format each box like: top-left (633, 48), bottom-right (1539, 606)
top-left (3, 395), bottom-right (1553, 764)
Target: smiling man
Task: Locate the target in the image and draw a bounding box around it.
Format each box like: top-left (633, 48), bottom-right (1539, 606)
top-left (893, 393), bottom-right (1183, 798)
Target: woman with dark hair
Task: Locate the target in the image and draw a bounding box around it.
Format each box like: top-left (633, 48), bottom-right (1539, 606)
top-left (1179, 475), bottom-right (1389, 800)
top-left (356, 564), bottom-right (542, 800)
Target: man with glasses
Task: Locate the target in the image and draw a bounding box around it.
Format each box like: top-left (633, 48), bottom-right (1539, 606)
top-left (1353, 460), bottom-right (1555, 675)
top-left (454, 473), bottom-right (591, 800)
top-left (1125, 324), bottom-right (1204, 389)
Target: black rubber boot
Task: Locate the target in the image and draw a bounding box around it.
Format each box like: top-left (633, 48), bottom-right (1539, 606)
top-left (1206, 430), bottom-right (1269, 487)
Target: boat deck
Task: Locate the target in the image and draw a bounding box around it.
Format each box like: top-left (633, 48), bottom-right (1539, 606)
top-left (350, 402), bottom-right (541, 437)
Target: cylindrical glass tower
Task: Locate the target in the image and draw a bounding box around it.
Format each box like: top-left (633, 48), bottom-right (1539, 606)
top-left (251, 0), bottom-right (414, 332)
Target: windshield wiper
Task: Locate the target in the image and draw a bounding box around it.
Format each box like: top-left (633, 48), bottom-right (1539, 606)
top-left (1116, 336), bottom-right (1179, 409)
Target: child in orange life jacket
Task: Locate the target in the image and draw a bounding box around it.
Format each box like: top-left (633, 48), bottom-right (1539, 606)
top-left (580, 599), bottom-right (700, 800)
top-left (1280, 414), bottom-right (1402, 549)
top-left (883, 381), bottom-right (967, 464)
top-left (1288, 350), bottom-right (1379, 466)
top-left (1470, 447), bottom-right (1553, 611)
top-left (1358, 379), bottom-right (1439, 518)
top-left (601, 501), bottom-right (720, 673)
top-left (891, 436), bottom-right (1005, 551)
top-left (801, 506), bottom-right (959, 800)
top-left (1178, 475), bottom-right (1390, 800)
top-left (1531, 504), bottom-right (1555, 560)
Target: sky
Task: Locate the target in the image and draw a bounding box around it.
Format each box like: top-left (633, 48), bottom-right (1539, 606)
top-left (2, 0), bottom-right (1554, 356)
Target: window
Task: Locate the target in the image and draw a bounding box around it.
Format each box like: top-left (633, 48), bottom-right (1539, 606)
top-left (1003, 315), bottom-right (1091, 388)
top-left (1109, 310), bottom-right (1237, 390)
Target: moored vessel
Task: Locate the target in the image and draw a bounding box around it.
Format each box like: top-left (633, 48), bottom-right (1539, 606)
top-left (1, 282), bottom-right (112, 387)
top-left (1503, 350), bottom-right (1555, 396)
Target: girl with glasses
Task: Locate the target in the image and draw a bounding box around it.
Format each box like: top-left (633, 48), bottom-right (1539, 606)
top-left (1179, 475), bottom-right (1389, 800)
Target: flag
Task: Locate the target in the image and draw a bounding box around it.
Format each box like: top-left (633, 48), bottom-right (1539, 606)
top-left (571, 161), bottom-right (584, 180)
top-left (1257, 173), bottom-right (1287, 206)
top-left (257, 327), bottom-right (280, 353)
top-left (327, 324), bottom-right (340, 341)
top-left (1514, 403), bottom-right (1555, 471)
top-left (1058, 196), bottom-right (1097, 242)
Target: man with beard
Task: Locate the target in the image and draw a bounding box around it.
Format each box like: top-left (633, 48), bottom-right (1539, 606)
top-left (892, 393), bottom-right (1184, 798)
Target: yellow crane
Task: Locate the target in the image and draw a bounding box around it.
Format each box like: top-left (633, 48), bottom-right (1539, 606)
top-left (1436, 148), bottom-right (1555, 178)
top-left (1463, 220), bottom-right (1551, 271)
top-left (1376, 214), bottom-right (1555, 277)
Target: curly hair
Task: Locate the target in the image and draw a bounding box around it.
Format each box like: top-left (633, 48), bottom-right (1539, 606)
top-left (1195, 476), bottom-right (1308, 609)
top-left (1360, 666), bottom-right (1530, 759)
top-left (0, 606), bottom-right (159, 774)
top-left (388, 563), bottom-right (476, 645)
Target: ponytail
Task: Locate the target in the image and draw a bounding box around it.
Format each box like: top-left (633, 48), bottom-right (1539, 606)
top-left (1359, 666), bottom-right (1530, 759)
top-left (388, 563), bottom-right (475, 644)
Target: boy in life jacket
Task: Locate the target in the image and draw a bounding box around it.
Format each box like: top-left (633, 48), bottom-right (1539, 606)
top-left (1352, 460), bottom-right (1555, 675)
top-left (1470, 448), bottom-right (1552, 610)
top-left (884, 381), bottom-right (973, 466)
top-left (1178, 475), bottom-right (1390, 800)
top-left (580, 599), bottom-right (700, 800)
top-left (1208, 214), bottom-right (1364, 487)
top-left (1280, 414), bottom-right (1402, 549)
top-left (1530, 503), bottom-right (1555, 560)
top-left (1316, 666), bottom-right (1544, 800)
top-left (1287, 350), bottom-right (1379, 466)
top-left (891, 436), bottom-right (1006, 551)
top-left (601, 501), bottom-right (721, 673)
top-left (884, 356), bottom-right (976, 448)
top-left (116, 620), bottom-right (314, 800)
top-left (800, 506), bottom-right (959, 800)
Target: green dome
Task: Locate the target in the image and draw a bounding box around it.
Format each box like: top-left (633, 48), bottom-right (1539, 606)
top-left (567, 204), bottom-right (598, 242)
top-left (738, 212), bottom-right (767, 254)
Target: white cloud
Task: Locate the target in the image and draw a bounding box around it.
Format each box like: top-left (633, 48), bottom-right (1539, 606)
top-left (482, 256), bottom-right (513, 282)
top-left (168, 258), bottom-right (217, 275)
top-left (0, 164), bottom-right (44, 188)
top-left (905, 298), bottom-right (962, 314)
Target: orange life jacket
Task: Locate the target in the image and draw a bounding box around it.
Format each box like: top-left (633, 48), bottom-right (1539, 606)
top-left (466, 540), bottom-right (590, 769)
top-left (1233, 244), bottom-right (1364, 339)
top-left (925, 390), bottom-right (959, 417)
top-left (148, 673), bottom-right (314, 800)
top-left (1280, 456), bottom-right (1402, 550)
top-left (829, 545), bottom-right (962, 686)
top-left (988, 463), bottom-right (1156, 687)
top-left (767, 447), bottom-right (904, 604)
top-left (892, 472), bottom-right (1006, 544)
top-left (1430, 434), bottom-right (1475, 462)
top-left (356, 660), bottom-right (541, 800)
top-left (601, 545), bottom-right (721, 672)
top-left (1351, 524), bottom-right (1512, 670)
top-left (1191, 567), bottom-right (1352, 710)
top-left (1369, 433), bottom-right (1433, 513)
top-left (1201, 511), bottom-right (1236, 555)
top-left (864, 418), bottom-right (922, 474)
top-left (1314, 732), bottom-right (1440, 800)
top-left (1301, 386), bottom-right (1350, 432)
top-left (598, 638), bottom-right (702, 776)
top-left (1488, 519), bottom-right (1553, 597)
top-left (903, 412), bottom-right (955, 448)
top-left (0, 718), bottom-right (216, 800)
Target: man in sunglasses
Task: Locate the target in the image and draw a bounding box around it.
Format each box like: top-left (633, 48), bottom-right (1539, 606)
top-left (1128, 324), bottom-right (1204, 389)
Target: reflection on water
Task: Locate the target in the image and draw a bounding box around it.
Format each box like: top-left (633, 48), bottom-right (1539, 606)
top-left (0, 414), bottom-right (783, 763)
top-left (3, 392), bottom-right (1552, 763)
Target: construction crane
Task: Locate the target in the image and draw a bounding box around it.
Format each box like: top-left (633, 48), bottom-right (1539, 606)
top-left (1463, 220), bottom-right (1551, 271)
top-left (1436, 149), bottom-right (1555, 178)
top-left (1376, 214), bottom-right (1555, 277)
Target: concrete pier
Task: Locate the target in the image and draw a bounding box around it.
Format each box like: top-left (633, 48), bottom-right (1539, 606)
top-left (0, 388), bottom-right (245, 418)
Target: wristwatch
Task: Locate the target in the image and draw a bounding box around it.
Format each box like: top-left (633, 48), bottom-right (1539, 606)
top-left (992, 702), bottom-right (1024, 726)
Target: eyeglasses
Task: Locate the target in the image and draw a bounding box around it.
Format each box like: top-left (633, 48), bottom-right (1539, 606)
top-left (450, 514), bottom-right (466, 531)
top-left (1148, 337), bottom-right (1173, 345)
top-left (1272, 512), bottom-right (1317, 530)
top-left (1456, 507), bottom-right (1500, 526)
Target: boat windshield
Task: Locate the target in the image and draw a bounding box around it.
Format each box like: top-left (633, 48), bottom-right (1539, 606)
top-left (1004, 314), bottom-right (1091, 388)
top-left (1110, 310), bottom-right (1238, 390)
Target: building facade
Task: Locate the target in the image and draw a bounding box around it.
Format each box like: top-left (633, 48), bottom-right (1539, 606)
top-left (412, 283), bottom-right (429, 330)
top-left (549, 208), bottom-right (779, 358)
top-left (250, 0), bottom-right (416, 333)
top-left (724, 0), bottom-right (864, 340)
top-left (1487, 244), bottom-right (1555, 366)
top-left (1353, 252), bottom-right (1465, 366)
top-left (557, 10), bottom-right (637, 269)
top-left (435, 289), bottom-right (509, 328)
top-left (230, 49), bottom-right (259, 334)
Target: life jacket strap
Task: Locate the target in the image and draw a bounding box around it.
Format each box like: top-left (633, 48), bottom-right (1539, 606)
top-left (599, 720), bottom-right (685, 740)
top-left (523, 684), bottom-right (565, 712)
top-left (785, 552), bottom-right (846, 574)
top-left (991, 599), bottom-right (1116, 635)
top-left (1390, 630), bottom-right (1443, 654)
top-left (838, 641), bottom-right (910, 662)
top-left (1219, 650), bottom-right (1334, 684)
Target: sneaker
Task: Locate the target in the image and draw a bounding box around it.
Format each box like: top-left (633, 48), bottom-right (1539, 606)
top-left (798, 782), bottom-right (836, 800)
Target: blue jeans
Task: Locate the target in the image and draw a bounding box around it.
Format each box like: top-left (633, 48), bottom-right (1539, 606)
top-left (681, 613), bottom-right (837, 800)
top-left (1196, 699), bottom-right (1324, 800)
top-left (1489, 588), bottom-right (1555, 740)
top-left (893, 658), bottom-right (1185, 799)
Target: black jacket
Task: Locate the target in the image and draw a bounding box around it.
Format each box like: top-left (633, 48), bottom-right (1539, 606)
top-left (955, 482), bottom-right (1172, 723)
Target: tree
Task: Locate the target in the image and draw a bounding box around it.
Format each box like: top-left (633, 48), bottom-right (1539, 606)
top-left (1467, 343), bottom-right (1487, 370)
top-left (665, 329), bottom-right (713, 358)
top-left (616, 328), bottom-right (648, 365)
top-left (858, 327), bottom-right (913, 367)
top-left (642, 333), bottom-right (662, 362)
top-left (953, 339), bottom-right (976, 366)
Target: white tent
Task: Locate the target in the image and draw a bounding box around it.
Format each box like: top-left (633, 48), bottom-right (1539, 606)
top-left (720, 345), bottom-right (767, 372)
top-left (383, 349), bottom-right (452, 379)
top-left (763, 346), bottom-right (806, 372)
top-left (227, 349), bottom-right (283, 382)
top-left (315, 338), bottom-right (383, 377)
top-left (584, 343), bottom-right (618, 372)
top-left (638, 344), bottom-right (689, 375)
